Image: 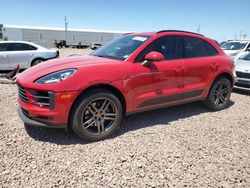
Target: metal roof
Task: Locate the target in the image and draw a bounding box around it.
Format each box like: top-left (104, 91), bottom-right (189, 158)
top-left (3, 24), bottom-right (130, 34)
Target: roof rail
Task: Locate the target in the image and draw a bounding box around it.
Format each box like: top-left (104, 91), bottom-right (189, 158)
top-left (156, 30), bottom-right (204, 36)
top-left (123, 32), bottom-right (135, 35)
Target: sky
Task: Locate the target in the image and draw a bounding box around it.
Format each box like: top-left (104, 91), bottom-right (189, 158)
top-left (0, 0), bottom-right (249, 41)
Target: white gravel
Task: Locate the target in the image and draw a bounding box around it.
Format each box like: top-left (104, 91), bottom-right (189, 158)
top-left (0, 49), bottom-right (250, 187)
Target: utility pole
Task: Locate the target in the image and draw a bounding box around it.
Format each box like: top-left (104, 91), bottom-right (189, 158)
top-left (64, 16), bottom-right (68, 41)
top-left (239, 31), bottom-right (242, 39)
top-left (197, 25), bottom-right (201, 34)
top-left (242, 34), bottom-right (247, 39)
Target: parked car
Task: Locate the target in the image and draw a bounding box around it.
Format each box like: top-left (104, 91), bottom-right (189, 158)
top-left (234, 52), bottom-right (250, 91)
top-left (220, 40), bottom-right (250, 59)
top-left (17, 30), bottom-right (235, 141)
top-left (90, 43), bottom-right (102, 50)
top-left (0, 41), bottom-right (59, 70)
top-left (55, 40), bottom-right (67, 48)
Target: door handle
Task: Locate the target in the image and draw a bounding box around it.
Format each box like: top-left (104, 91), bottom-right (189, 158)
top-left (3, 54), bottom-right (8, 58)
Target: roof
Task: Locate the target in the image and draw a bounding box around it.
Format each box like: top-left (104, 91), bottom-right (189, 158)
top-left (3, 24), bottom-right (130, 34)
top-left (0, 40), bottom-right (46, 48)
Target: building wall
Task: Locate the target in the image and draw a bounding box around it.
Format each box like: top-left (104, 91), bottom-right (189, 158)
top-left (2, 28), bottom-right (23, 41)
top-left (2, 25), bottom-right (123, 48)
top-left (22, 29), bottom-right (118, 47)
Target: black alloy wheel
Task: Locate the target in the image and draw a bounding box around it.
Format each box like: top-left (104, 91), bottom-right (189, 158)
top-left (205, 77), bottom-right (232, 111)
top-left (71, 89), bottom-right (123, 141)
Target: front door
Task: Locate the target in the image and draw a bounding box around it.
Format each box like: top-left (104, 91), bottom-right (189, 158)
top-left (128, 35), bottom-right (185, 110)
top-left (7, 43), bottom-right (34, 69)
top-left (0, 43), bottom-right (10, 70)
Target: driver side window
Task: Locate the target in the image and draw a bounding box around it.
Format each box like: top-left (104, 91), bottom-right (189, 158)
top-left (135, 36), bottom-right (183, 62)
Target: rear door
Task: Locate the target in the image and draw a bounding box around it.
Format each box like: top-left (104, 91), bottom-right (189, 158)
top-left (182, 36), bottom-right (219, 94)
top-left (7, 43), bottom-right (36, 69)
top-left (0, 43), bottom-right (10, 70)
top-left (129, 35), bottom-right (185, 109)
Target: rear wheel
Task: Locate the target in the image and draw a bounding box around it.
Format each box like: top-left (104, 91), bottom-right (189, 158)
top-left (204, 77), bottom-right (232, 111)
top-left (31, 59), bottom-right (44, 66)
top-left (71, 89), bottom-right (123, 142)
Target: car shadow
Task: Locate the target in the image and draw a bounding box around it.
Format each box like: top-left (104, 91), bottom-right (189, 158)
top-left (24, 100), bottom-right (234, 145)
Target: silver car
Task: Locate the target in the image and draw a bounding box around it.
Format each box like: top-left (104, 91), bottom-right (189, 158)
top-left (220, 40), bottom-right (250, 59)
top-left (0, 41), bottom-right (59, 70)
top-left (234, 52), bottom-right (250, 91)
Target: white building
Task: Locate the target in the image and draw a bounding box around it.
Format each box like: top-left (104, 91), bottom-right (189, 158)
top-left (0, 24), bottom-right (126, 48)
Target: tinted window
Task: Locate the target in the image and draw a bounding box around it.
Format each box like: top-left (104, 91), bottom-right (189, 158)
top-left (135, 36), bottom-right (183, 62)
top-left (183, 37), bottom-right (209, 58)
top-left (204, 41), bottom-right (218, 56)
top-left (7, 43), bottom-right (36, 51)
top-left (29, 45), bottom-right (38, 50)
top-left (0, 43), bottom-right (9, 51)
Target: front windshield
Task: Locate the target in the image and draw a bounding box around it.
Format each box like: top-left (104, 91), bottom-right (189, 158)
top-left (91, 35), bottom-right (151, 60)
top-left (220, 42), bottom-right (247, 50)
top-left (241, 52), bottom-right (250, 61)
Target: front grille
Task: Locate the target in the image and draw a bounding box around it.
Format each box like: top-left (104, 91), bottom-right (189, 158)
top-left (30, 90), bottom-right (55, 109)
top-left (236, 71), bottom-right (250, 79)
top-left (18, 85), bottom-right (28, 103)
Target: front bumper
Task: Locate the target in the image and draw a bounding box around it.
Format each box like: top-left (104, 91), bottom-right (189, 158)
top-left (18, 106), bottom-right (66, 128)
top-left (17, 84), bottom-right (81, 128)
top-left (234, 77), bottom-right (250, 91)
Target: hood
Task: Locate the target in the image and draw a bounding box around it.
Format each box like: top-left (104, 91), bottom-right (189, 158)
top-left (17, 55), bottom-right (121, 84)
top-left (235, 59), bottom-right (250, 72)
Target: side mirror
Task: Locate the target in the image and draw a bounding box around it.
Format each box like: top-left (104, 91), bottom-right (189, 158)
top-left (141, 51), bottom-right (164, 66)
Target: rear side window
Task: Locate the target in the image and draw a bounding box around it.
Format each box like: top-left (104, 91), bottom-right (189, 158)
top-left (29, 45), bottom-right (38, 50)
top-left (135, 36), bottom-right (183, 62)
top-left (0, 43), bottom-right (9, 51)
top-left (7, 43), bottom-right (37, 51)
top-left (183, 36), bottom-right (218, 58)
top-left (204, 41), bottom-right (219, 56)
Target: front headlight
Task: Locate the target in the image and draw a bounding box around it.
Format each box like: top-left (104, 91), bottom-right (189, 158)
top-left (35, 69), bottom-right (77, 84)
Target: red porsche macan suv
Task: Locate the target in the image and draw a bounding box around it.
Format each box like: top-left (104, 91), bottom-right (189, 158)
top-left (17, 30), bottom-right (235, 141)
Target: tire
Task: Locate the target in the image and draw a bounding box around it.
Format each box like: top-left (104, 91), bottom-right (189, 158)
top-left (31, 59), bottom-right (44, 66)
top-left (204, 77), bottom-right (232, 111)
top-left (70, 89), bottom-right (123, 142)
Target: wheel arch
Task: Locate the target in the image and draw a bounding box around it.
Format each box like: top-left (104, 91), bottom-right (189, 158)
top-left (68, 83), bottom-right (127, 128)
top-left (213, 72), bottom-right (234, 87)
top-left (31, 57), bottom-right (45, 66)
top-left (207, 72), bottom-right (234, 96)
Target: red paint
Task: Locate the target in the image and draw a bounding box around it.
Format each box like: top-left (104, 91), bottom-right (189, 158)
top-left (17, 31), bottom-right (234, 126)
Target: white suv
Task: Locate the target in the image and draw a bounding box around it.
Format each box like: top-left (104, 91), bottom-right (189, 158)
top-left (220, 40), bottom-right (250, 59)
top-left (0, 41), bottom-right (59, 70)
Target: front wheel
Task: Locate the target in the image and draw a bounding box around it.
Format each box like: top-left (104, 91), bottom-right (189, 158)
top-left (204, 77), bottom-right (232, 111)
top-left (71, 89), bottom-right (123, 142)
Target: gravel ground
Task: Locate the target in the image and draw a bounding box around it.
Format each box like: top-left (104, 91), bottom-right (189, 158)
top-left (0, 49), bottom-right (250, 187)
